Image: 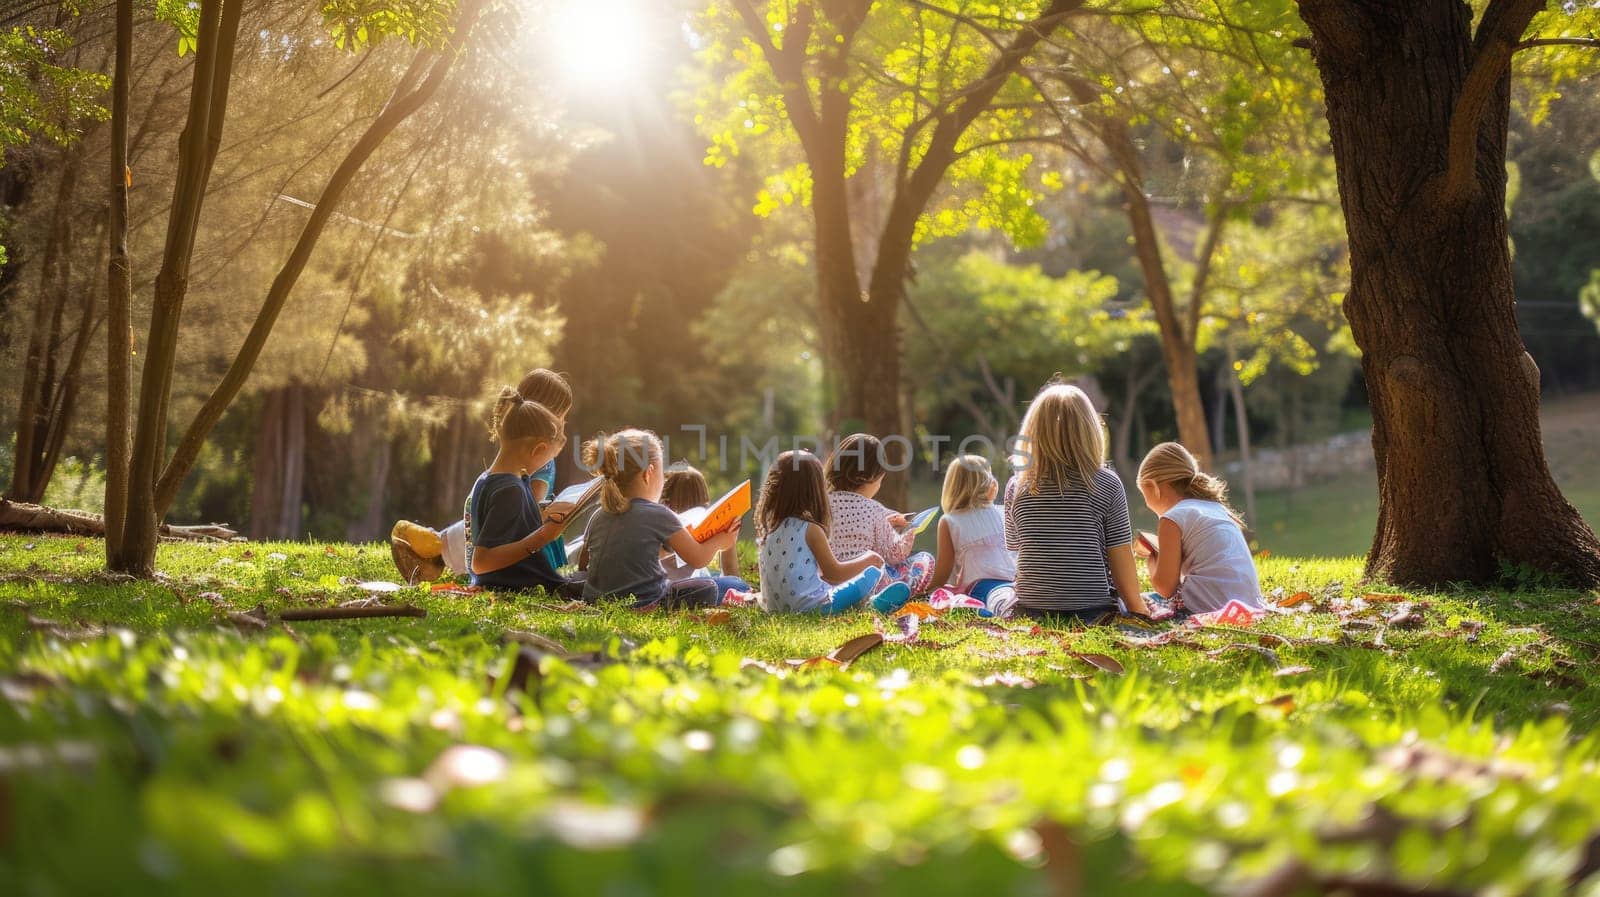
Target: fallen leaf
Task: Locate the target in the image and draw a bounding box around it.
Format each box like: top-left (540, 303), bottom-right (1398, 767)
top-left (1264, 693), bottom-right (1295, 712)
top-left (1278, 591), bottom-right (1314, 608)
top-left (504, 630), bottom-right (568, 654)
top-left (698, 609), bottom-right (733, 626)
top-left (1274, 665), bottom-right (1314, 677)
top-left (895, 602), bottom-right (941, 620)
top-left (430, 582), bottom-right (482, 594)
top-left (1362, 591), bottom-right (1407, 603)
top-left (357, 581), bottom-right (403, 594)
top-left (979, 672), bottom-right (1035, 688)
top-left (1205, 643), bottom-right (1281, 668)
top-left (829, 633), bottom-right (884, 666)
top-left (1070, 652), bottom-right (1124, 675)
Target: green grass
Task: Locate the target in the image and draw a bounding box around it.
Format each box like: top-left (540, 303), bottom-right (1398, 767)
top-left (4, 536), bottom-right (1600, 895)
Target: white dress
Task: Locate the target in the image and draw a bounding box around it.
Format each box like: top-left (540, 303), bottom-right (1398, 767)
top-left (943, 505), bottom-right (1016, 590)
top-left (1160, 499), bottom-right (1263, 613)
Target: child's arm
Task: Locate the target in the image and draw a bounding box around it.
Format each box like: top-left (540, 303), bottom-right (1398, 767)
top-left (471, 523), bottom-right (562, 576)
top-left (717, 545), bottom-right (739, 576)
top-left (1149, 516), bottom-right (1183, 598)
top-left (877, 512), bottom-right (913, 564)
top-left (529, 479), bottom-right (550, 502)
top-left (1106, 543), bottom-right (1150, 615)
top-left (930, 516), bottom-right (957, 590)
top-left (666, 522), bottom-right (741, 571)
top-left (805, 523), bottom-right (882, 583)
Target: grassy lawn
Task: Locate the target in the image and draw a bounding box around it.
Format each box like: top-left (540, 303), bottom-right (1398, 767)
top-left (4, 536), bottom-right (1600, 895)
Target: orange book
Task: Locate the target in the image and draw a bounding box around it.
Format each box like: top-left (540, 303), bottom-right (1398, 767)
top-left (690, 480), bottom-right (751, 542)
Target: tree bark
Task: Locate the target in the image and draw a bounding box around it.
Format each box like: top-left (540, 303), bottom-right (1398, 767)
top-left (1297, 0), bottom-right (1600, 587)
top-left (113, 0), bottom-right (242, 576)
top-left (1226, 343), bottom-right (1258, 528)
top-left (104, 0), bottom-right (134, 562)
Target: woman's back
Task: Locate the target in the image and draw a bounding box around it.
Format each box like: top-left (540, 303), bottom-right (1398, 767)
top-left (1162, 499), bottom-right (1261, 613)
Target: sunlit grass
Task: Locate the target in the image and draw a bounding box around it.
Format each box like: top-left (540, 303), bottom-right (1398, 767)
top-left (3, 535), bottom-right (1599, 894)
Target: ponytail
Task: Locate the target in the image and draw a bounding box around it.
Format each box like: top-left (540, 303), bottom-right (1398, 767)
top-left (581, 429), bottom-right (662, 514)
top-left (1137, 441), bottom-right (1244, 527)
top-left (489, 386), bottom-right (561, 444)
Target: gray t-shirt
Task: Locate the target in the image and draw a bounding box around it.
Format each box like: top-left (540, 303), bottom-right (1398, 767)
top-left (581, 498), bottom-right (685, 604)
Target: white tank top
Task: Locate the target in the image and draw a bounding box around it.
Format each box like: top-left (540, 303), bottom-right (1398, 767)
top-left (1160, 499), bottom-right (1262, 613)
top-left (943, 505), bottom-right (1016, 590)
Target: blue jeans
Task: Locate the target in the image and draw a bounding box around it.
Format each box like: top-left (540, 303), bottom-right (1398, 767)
top-left (710, 575), bottom-right (751, 597)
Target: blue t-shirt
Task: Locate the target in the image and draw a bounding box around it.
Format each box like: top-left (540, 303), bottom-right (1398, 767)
top-left (466, 472), bottom-right (565, 593)
top-left (529, 460), bottom-right (568, 568)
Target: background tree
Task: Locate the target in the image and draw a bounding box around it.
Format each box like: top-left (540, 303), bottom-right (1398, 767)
top-left (1293, 0), bottom-right (1600, 586)
top-left (695, 0), bottom-right (1080, 505)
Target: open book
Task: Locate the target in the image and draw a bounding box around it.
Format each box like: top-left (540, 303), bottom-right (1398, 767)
top-left (688, 480), bottom-right (751, 542)
top-left (1134, 529), bottom-right (1160, 558)
top-left (548, 478), bottom-right (605, 535)
top-left (897, 506), bottom-right (939, 537)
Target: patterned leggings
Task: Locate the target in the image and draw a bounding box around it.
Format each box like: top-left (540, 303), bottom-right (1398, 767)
top-left (877, 551), bottom-right (935, 595)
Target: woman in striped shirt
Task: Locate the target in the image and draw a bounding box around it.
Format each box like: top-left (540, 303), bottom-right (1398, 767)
top-left (1002, 383), bottom-right (1149, 621)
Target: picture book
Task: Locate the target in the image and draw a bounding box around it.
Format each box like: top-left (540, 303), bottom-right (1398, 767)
top-left (549, 478), bottom-right (605, 535)
top-left (689, 480), bottom-right (751, 542)
top-left (898, 506), bottom-right (939, 537)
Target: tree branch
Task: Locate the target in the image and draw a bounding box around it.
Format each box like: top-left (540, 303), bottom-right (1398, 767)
top-left (1441, 0), bottom-right (1544, 203)
top-left (1516, 37), bottom-right (1600, 51)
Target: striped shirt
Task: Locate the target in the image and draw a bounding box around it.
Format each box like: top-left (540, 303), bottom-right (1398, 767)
top-left (1003, 467), bottom-right (1133, 613)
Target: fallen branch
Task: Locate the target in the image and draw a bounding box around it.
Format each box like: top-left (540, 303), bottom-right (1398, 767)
top-left (277, 604), bottom-right (426, 621)
top-left (0, 500), bottom-right (236, 542)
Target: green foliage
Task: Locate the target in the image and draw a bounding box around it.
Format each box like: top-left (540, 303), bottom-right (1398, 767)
top-left (692, 0), bottom-right (1066, 249)
top-left (0, 25), bottom-right (108, 165)
top-left (4, 538), bottom-right (1600, 894)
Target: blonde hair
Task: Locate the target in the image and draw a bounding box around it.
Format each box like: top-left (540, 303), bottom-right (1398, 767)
top-left (1138, 442), bottom-right (1244, 525)
top-left (581, 429), bottom-right (662, 514)
top-left (1011, 383), bottom-right (1106, 493)
top-left (941, 454), bottom-right (996, 513)
top-left (489, 386), bottom-right (562, 445)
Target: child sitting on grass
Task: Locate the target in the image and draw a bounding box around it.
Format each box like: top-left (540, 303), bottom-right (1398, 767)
top-left (1002, 381), bottom-right (1149, 621)
top-left (465, 388), bottom-right (574, 595)
top-left (392, 368), bottom-right (575, 583)
top-left (1135, 442), bottom-right (1263, 618)
top-left (824, 433), bottom-right (933, 598)
top-left (660, 462), bottom-right (752, 601)
top-left (577, 430), bottom-right (740, 610)
top-left (755, 450), bottom-right (910, 615)
top-left (929, 454), bottom-right (1016, 611)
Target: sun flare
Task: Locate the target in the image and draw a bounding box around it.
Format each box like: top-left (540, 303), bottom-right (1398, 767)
top-left (547, 0), bottom-right (654, 90)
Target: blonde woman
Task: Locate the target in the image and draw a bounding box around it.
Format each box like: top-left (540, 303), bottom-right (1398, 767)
top-left (930, 455), bottom-right (1016, 613)
top-left (1135, 442), bottom-right (1263, 617)
top-left (576, 429), bottom-right (740, 610)
top-left (1003, 382), bottom-right (1148, 620)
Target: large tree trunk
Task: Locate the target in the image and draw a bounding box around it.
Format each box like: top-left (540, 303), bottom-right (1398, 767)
top-left (1298, 0), bottom-right (1600, 587)
top-left (247, 385), bottom-right (306, 541)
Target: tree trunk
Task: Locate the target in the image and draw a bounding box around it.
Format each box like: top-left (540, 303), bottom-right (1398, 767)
top-left (348, 431), bottom-right (391, 543)
top-left (104, 0), bottom-right (134, 561)
top-left (427, 407), bottom-right (470, 525)
top-left (9, 147), bottom-right (82, 503)
top-left (112, 0), bottom-right (242, 576)
top-left (247, 386), bottom-right (306, 540)
top-left (1298, 0), bottom-right (1600, 586)
top-left (1227, 344), bottom-right (1258, 528)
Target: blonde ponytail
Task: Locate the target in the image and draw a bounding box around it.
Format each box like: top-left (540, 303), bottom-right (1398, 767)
top-left (581, 429), bottom-right (662, 514)
top-left (1138, 442), bottom-right (1243, 525)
